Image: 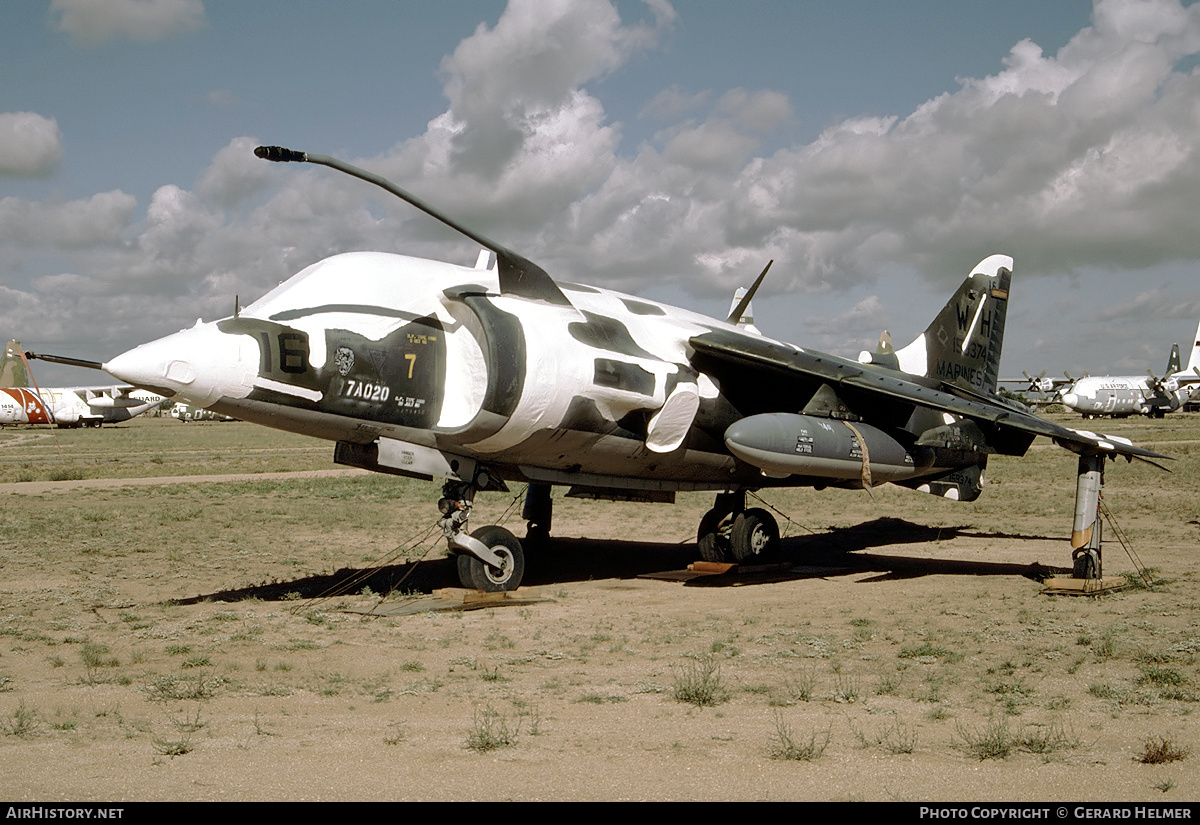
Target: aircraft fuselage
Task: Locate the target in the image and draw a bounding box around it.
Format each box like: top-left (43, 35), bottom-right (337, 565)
top-left (1060, 376), bottom-right (1195, 418)
top-left (0, 386), bottom-right (162, 427)
top-left (104, 250), bottom-right (977, 494)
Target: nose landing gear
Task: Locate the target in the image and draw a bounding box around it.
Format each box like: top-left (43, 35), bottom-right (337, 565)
top-left (439, 474), bottom-right (526, 592)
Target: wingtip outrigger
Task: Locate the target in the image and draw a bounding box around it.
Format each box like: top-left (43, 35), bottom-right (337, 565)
top-left (254, 145), bottom-right (574, 308)
top-left (1053, 432), bottom-right (1172, 580)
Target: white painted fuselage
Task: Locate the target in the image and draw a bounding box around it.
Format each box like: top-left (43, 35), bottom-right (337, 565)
top-left (1061, 365), bottom-right (1200, 420)
top-left (104, 250), bottom-right (1005, 494)
top-left (1059, 376), bottom-right (1193, 418)
top-left (1059, 320), bottom-right (1200, 418)
top-left (101, 248), bottom-right (1150, 503)
top-left (103, 251), bottom-right (753, 489)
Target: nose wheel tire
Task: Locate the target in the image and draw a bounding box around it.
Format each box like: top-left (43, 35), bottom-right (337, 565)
top-left (456, 525), bottom-right (525, 592)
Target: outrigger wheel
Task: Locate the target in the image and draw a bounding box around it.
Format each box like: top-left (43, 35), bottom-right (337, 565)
top-left (697, 492), bottom-right (779, 564)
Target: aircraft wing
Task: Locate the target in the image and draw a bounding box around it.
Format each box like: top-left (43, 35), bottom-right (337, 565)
top-left (688, 330), bottom-right (1170, 467)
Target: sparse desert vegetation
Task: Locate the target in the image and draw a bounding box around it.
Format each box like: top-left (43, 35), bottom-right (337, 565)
top-left (0, 414), bottom-right (1197, 800)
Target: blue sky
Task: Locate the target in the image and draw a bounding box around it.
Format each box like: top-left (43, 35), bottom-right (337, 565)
top-left (3, 0), bottom-right (1200, 386)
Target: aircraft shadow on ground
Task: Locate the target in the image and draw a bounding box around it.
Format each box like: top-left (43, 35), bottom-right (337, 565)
top-left (171, 516), bottom-right (1066, 605)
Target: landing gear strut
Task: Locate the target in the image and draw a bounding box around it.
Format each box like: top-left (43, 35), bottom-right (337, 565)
top-left (439, 474), bottom-right (525, 592)
top-left (522, 483), bottom-right (553, 548)
top-left (697, 491), bottom-right (779, 564)
top-left (1070, 454), bottom-right (1104, 580)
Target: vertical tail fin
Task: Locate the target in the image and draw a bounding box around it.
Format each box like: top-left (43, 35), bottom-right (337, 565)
top-left (1166, 343), bottom-right (1181, 375)
top-left (893, 255), bottom-right (1013, 396)
top-left (726, 260), bottom-right (772, 335)
top-left (1183, 319), bottom-right (1200, 374)
top-left (727, 287), bottom-right (761, 335)
top-left (0, 340), bottom-right (33, 388)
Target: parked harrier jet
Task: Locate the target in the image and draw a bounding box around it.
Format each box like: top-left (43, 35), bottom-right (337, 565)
top-left (1059, 327), bottom-right (1200, 419)
top-left (29, 147), bottom-right (1169, 590)
top-left (0, 340), bottom-right (163, 427)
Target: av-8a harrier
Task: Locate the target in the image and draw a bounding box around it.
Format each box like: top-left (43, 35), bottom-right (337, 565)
top-left (31, 146), bottom-right (1168, 590)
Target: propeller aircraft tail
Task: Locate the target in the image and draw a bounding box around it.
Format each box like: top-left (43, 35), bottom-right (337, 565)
top-left (0, 340), bottom-right (34, 388)
top-left (727, 287), bottom-right (760, 335)
top-left (1185, 319), bottom-right (1200, 374)
top-left (1166, 343), bottom-right (1181, 376)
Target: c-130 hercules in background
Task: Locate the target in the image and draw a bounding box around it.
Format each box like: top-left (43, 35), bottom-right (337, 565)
top-left (31, 146), bottom-right (1169, 591)
top-left (1058, 330), bottom-right (1200, 419)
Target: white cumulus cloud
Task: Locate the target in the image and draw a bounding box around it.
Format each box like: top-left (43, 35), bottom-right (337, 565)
top-left (0, 191), bottom-right (136, 247)
top-left (52, 0), bottom-right (206, 45)
top-left (0, 113), bottom-right (63, 177)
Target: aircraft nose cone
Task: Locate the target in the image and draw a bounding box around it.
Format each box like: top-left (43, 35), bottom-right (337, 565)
top-left (1060, 393), bottom-right (1079, 409)
top-left (104, 321), bottom-right (256, 407)
top-left (105, 340), bottom-right (191, 396)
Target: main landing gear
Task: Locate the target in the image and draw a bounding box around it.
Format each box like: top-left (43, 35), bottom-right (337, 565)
top-left (439, 475), bottom-right (525, 592)
top-left (522, 483), bottom-right (553, 549)
top-left (697, 491), bottom-right (780, 564)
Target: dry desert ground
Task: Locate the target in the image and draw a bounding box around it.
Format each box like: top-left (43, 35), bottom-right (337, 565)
top-left (0, 413), bottom-right (1197, 802)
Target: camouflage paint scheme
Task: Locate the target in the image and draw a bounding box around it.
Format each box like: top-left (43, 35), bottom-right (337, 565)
top-left (86, 147), bottom-right (1168, 589)
top-left (104, 251), bottom-right (1160, 493)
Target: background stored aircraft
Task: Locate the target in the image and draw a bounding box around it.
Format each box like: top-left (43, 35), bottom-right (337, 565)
top-left (1059, 322), bottom-right (1200, 418)
top-left (0, 340), bottom-right (164, 428)
top-left (170, 404), bottom-right (236, 423)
